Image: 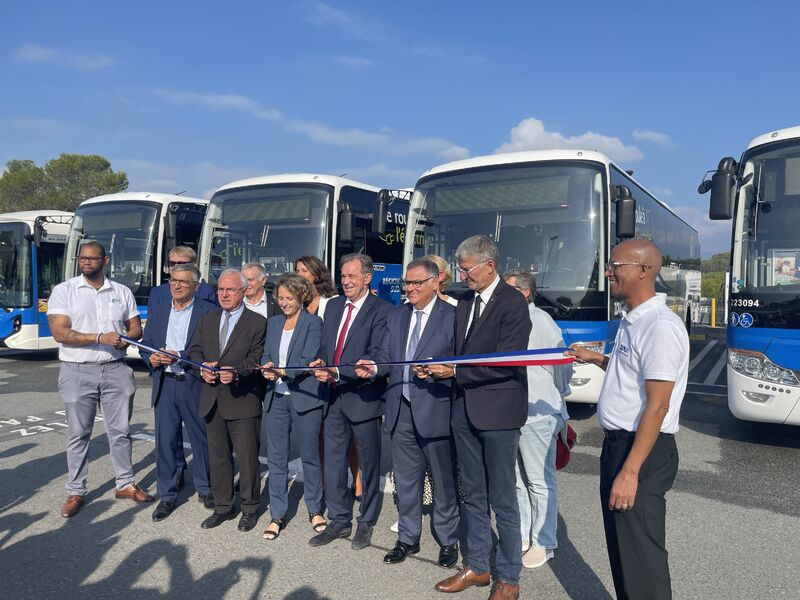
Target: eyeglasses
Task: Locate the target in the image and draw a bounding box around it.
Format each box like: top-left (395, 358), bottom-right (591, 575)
top-left (456, 260), bottom-right (488, 275)
top-left (605, 262), bottom-right (653, 271)
top-left (217, 287), bottom-right (245, 294)
top-left (78, 256), bottom-right (104, 262)
top-left (402, 276), bottom-right (435, 289)
top-left (168, 260), bottom-right (193, 267)
top-left (169, 279), bottom-right (196, 288)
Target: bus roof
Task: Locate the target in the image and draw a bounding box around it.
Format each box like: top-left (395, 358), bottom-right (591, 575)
top-left (0, 210), bottom-right (73, 223)
top-left (214, 173), bottom-right (381, 195)
top-left (746, 126), bottom-right (800, 152)
top-left (79, 192), bottom-right (206, 207)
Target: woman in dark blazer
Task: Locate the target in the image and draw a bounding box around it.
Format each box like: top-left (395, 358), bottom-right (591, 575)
top-left (260, 274), bottom-right (326, 539)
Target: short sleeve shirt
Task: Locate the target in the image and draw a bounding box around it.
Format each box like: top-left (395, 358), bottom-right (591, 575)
top-left (47, 275), bottom-right (140, 363)
top-left (597, 294), bottom-right (689, 433)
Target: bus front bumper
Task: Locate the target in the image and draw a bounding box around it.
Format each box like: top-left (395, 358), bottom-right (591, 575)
top-left (727, 365), bottom-right (800, 425)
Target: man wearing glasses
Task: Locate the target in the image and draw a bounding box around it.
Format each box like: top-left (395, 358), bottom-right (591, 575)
top-left (139, 265), bottom-right (219, 521)
top-left (355, 258), bottom-right (460, 568)
top-left (149, 246), bottom-right (216, 306)
top-left (48, 241), bottom-right (154, 518)
top-left (188, 269), bottom-right (267, 532)
top-left (427, 235), bottom-right (531, 600)
top-left (569, 240), bottom-right (688, 600)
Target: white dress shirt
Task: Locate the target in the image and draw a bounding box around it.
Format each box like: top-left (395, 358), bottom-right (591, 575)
top-left (244, 290), bottom-right (269, 318)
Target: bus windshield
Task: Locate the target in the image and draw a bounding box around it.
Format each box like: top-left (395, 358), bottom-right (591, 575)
top-left (734, 141), bottom-right (800, 297)
top-left (68, 201), bottom-right (159, 302)
top-left (205, 184), bottom-right (329, 283)
top-left (0, 222), bottom-right (33, 309)
top-left (410, 162), bottom-right (605, 314)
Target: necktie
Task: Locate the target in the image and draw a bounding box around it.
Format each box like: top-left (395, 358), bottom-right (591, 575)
top-left (403, 310), bottom-right (424, 400)
top-left (219, 311), bottom-right (231, 354)
top-left (333, 303), bottom-right (355, 367)
top-left (463, 295), bottom-right (482, 349)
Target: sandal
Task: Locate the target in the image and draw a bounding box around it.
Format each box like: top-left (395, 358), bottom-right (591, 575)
top-left (309, 512), bottom-right (327, 533)
top-left (262, 518), bottom-right (285, 540)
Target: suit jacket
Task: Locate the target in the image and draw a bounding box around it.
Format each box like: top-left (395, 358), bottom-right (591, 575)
top-left (140, 298), bottom-right (220, 407)
top-left (260, 310), bottom-right (324, 413)
top-left (318, 293), bottom-right (391, 422)
top-left (374, 298), bottom-right (455, 439)
top-left (187, 307), bottom-right (267, 420)
top-left (149, 281), bottom-right (218, 306)
top-left (454, 277), bottom-right (532, 430)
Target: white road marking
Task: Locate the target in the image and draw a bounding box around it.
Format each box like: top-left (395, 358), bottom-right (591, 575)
top-left (704, 350), bottom-right (729, 386)
top-left (689, 340), bottom-right (718, 373)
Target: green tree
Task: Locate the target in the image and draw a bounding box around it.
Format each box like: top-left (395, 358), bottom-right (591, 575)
top-left (0, 154), bottom-right (128, 212)
top-left (701, 252), bottom-right (730, 273)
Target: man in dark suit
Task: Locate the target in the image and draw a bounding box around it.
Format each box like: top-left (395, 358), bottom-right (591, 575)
top-left (187, 269), bottom-right (267, 532)
top-left (308, 253), bottom-right (390, 551)
top-left (429, 235), bottom-right (531, 600)
top-left (148, 246), bottom-right (217, 306)
top-left (356, 257), bottom-right (460, 568)
top-left (139, 265), bottom-right (219, 521)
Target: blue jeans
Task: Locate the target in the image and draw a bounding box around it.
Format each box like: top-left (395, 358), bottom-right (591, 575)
top-left (515, 414), bottom-right (564, 550)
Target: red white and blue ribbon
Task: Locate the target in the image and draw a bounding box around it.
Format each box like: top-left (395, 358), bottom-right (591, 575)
top-left (121, 336), bottom-right (573, 371)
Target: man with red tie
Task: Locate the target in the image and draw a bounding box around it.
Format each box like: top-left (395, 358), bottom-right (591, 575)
top-left (308, 253), bottom-right (390, 551)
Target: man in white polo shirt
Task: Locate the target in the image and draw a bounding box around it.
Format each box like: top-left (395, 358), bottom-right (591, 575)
top-left (47, 241), bottom-right (154, 518)
top-left (569, 239), bottom-right (688, 600)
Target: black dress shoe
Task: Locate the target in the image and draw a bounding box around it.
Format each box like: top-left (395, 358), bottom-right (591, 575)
top-left (308, 526), bottom-right (351, 547)
top-left (201, 509), bottom-right (237, 529)
top-left (151, 500), bottom-right (176, 522)
top-left (351, 523), bottom-right (374, 550)
top-left (198, 494), bottom-right (215, 510)
top-left (237, 512), bottom-right (259, 532)
top-left (384, 540), bottom-right (420, 564)
top-left (438, 543), bottom-right (459, 568)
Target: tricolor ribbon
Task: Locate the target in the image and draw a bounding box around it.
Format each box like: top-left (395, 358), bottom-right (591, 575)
top-left (121, 336), bottom-right (574, 372)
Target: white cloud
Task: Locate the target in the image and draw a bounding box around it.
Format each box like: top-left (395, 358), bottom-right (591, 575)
top-left (632, 129), bottom-right (673, 147)
top-left (495, 118), bottom-right (644, 162)
top-left (153, 88), bottom-right (469, 161)
top-left (114, 159), bottom-right (265, 198)
top-left (7, 117), bottom-right (74, 134)
top-left (307, 2), bottom-right (382, 41)
top-left (13, 44), bottom-right (114, 70)
top-left (669, 204), bottom-right (732, 257)
top-left (650, 186), bottom-right (675, 198)
top-left (335, 163), bottom-right (420, 186)
top-left (335, 56), bottom-right (373, 69)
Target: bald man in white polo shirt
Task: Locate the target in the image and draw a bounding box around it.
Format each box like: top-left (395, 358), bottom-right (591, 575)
top-left (570, 239), bottom-right (688, 600)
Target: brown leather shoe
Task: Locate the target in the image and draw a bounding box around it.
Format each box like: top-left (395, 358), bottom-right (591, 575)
top-left (61, 495), bottom-right (85, 518)
top-left (488, 580), bottom-right (520, 600)
top-left (115, 483), bottom-right (155, 503)
top-left (434, 567), bottom-right (491, 593)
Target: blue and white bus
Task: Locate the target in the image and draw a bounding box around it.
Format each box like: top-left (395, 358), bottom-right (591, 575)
top-left (0, 210), bottom-right (72, 350)
top-left (64, 192), bottom-right (208, 324)
top-left (701, 126), bottom-right (800, 424)
top-left (404, 150), bottom-right (700, 403)
top-left (198, 174), bottom-right (409, 304)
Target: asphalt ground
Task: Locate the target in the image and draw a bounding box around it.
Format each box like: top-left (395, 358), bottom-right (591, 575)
top-left (1, 326), bottom-right (798, 599)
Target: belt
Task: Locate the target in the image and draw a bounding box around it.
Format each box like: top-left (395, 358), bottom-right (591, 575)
top-left (603, 429), bottom-right (674, 440)
top-left (164, 371), bottom-right (187, 381)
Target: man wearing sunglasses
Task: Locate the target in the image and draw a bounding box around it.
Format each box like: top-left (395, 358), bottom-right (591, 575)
top-left (569, 239), bottom-right (689, 600)
top-left (149, 246), bottom-right (217, 306)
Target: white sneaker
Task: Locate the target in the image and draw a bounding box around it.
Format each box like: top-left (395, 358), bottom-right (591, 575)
top-left (522, 547), bottom-right (554, 568)
top-left (390, 521), bottom-right (399, 533)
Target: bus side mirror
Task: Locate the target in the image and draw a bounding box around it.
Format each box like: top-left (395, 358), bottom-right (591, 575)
top-left (614, 185), bottom-right (636, 239)
top-left (338, 202), bottom-right (353, 244)
top-left (372, 190), bottom-right (390, 235)
top-left (33, 217), bottom-right (45, 247)
top-left (707, 157), bottom-right (736, 220)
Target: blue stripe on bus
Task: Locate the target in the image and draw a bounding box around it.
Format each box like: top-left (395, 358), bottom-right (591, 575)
top-left (728, 325), bottom-right (800, 371)
top-left (556, 320), bottom-right (619, 351)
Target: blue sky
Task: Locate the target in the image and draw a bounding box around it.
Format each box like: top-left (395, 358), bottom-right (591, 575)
top-left (2, 0), bottom-right (798, 257)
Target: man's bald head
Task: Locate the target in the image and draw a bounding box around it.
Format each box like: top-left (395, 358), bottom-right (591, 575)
top-left (613, 239), bottom-right (662, 279)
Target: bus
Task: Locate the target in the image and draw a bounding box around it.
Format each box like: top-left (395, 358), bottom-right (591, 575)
top-left (700, 126), bottom-right (800, 424)
top-left (64, 192), bottom-right (208, 324)
top-left (403, 150), bottom-right (701, 403)
top-left (0, 210), bottom-right (72, 350)
top-left (197, 174), bottom-right (408, 304)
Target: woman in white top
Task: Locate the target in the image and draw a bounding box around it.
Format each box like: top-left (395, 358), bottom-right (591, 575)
top-left (424, 254), bottom-right (459, 307)
top-left (260, 274), bottom-right (326, 539)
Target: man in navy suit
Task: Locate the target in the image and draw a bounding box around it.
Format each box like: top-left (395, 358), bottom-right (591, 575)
top-left (308, 253), bottom-right (390, 551)
top-left (357, 257), bottom-right (460, 568)
top-left (148, 246), bottom-right (216, 307)
top-left (139, 264), bottom-right (219, 521)
top-left (429, 236), bottom-right (531, 600)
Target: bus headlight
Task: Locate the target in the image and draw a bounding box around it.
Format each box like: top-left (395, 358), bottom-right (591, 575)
top-left (573, 341), bottom-right (605, 354)
top-left (729, 349), bottom-right (799, 386)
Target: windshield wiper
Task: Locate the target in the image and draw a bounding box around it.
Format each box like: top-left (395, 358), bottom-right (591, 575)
top-left (534, 290), bottom-right (572, 314)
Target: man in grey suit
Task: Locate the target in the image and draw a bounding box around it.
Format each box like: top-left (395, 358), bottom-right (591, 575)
top-left (187, 269), bottom-right (267, 533)
top-left (357, 258), bottom-right (460, 568)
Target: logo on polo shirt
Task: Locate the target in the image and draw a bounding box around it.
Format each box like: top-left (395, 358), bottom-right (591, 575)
top-left (616, 343), bottom-right (630, 356)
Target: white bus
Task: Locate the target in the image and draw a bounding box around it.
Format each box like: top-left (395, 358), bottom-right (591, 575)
top-left (198, 174), bottom-right (408, 303)
top-left (0, 210), bottom-right (72, 350)
top-left (701, 125), bottom-right (800, 424)
top-left (404, 150), bottom-right (701, 403)
top-left (65, 192), bottom-right (208, 322)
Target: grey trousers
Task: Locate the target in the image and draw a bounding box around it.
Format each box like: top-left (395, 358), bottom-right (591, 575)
top-left (58, 361), bottom-right (136, 494)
